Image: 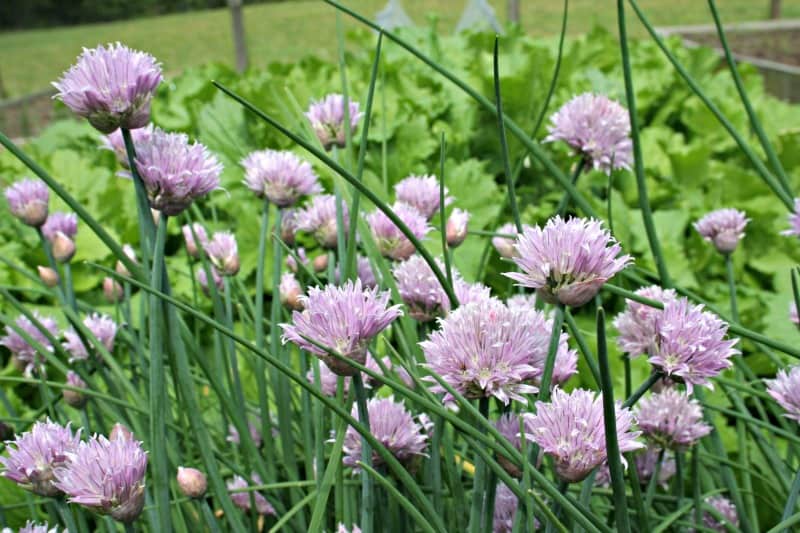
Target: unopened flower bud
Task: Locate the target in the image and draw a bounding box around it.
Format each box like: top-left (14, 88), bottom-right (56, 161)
top-left (52, 232), bottom-right (76, 263)
top-left (63, 370), bottom-right (88, 408)
top-left (109, 422), bottom-right (133, 441)
top-left (281, 209), bottom-right (299, 246)
top-left (38, 266), bottom-right (59, 287)
top-left (446, 208), bottom-right (470, 248)
top-left (177, 466), bottom-right (207, 498)
top-left (115, 244), bottom-right (137, 277)
top-left (5, 179), bottom-right (49, 227)
top-left (103, 277), bottom-right (124, 303)
top-left (279, 273), bottom-right (304, 311)
top-left (313, 254), bottom-right (328, 273)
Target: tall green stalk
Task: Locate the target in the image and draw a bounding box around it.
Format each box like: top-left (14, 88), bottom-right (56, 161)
top-left (468, 398), bottom-right (490, 533)
top-left (352, 373), bottom-right (373, 533)
top-left (538, 304), bottom-right (565, 402)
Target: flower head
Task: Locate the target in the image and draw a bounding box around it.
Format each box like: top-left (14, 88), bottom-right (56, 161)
top-left (7, 521), bottom-right (61, 533)
top-left (506, 216), bottom-right (631, 307)
top-left (523, 387), bottom-right (643, 482)
top-left (280, 272), bottom-right (304, 311)
top-left (634, 389), bottom-right (711, 450)
top-left (492, 223), bottom-right (519, 259)
top-left (335, 256), bottom-right (378, 289)
top-left (242, 150), bottom-right (321, 206)
top-left (102, 124), bottom-right (155, 169)
top-left (420, 300), bottom-right (541, 404)
top-left (649, 298), bottom-right (738, 392)
top-left (42, 212), bottom-right (78, 242)
top-left (494, 412), bottom-right (531, 478)
top-left (545, 93), bottom-right (632, 174)
top-left (281, 208), bottom-right (300, 246)
top-left (226, 420), bottom-right (262, 448)
top-left (446, 208), bottom-right (470, 248)
top-left (613, 285), bottom-right (678, 357)
top-left (506, 293), bottom-right (536, 311)
top-left (204, 231), bottom-right (239, 276)
top-left (227, 474), bottom-right (276, 516)
top-left (305, 94), bottom-right (362, 150)
top-left (1, 419), bottom-right (81, 496)
top-left (1, 312), bottom-right (59, 376)
top-left (63, 371), bottom-right (88, 409)
top-left (493, 483), bottom-right (528, 533)
top-left (177, 467), bottom-right (207, 498)
top-left (181, 223), bottom-right (209, 259)
top-left (54, 435), bottom-right (147, 523)
top-left (5, 179), bottom-right (49, 227)
top-left (296, 194), bottom-right (349, 249)
top-left (342, 396), bottom-right (429, 471)
top-left (394, 175), bottom-right (453, 220)
top-left (694, 208), bottom-right (748, 254)
top-left (454, 278), bottom-right (494, 307)
top-left (782, 198), bottom-right (800, 238)
top-left (196, 267), bottom-right (223, 297)
top-left (133, 127), bottom-right (221, 215)
top-left (63, 313), bottom-right (118, 363)
top-left (281, 280), bottom-right (403, 375)
top-left (367, 202), bottom-right (432, 261)
top-left (393, 255), bottom-right (449, 322)
top-left (702, 496), bottom-right (739, 532)
top-left (53, 43), bottom-right (162, 133)
top-left (766, 365), bottom-right (800, 422)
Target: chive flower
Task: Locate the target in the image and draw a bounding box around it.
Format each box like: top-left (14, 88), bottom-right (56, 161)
top-left (446, 208), bottom-right (470, 248)
top-left (5, 179), bottom-right (49, 227)
top-left (297, 194), bottom-right (349, 249)
top-left (41, 212), bottom-right (78, 242)
top-left (766, 365), bottom-right (800, 422)
top-left (204, 231), bottom-right (240, 277)
top-left (241, 149), bottom-right (321, 207)
top-left (1, 312), bottom-right (59, 376)
top-left (227, 474), bottom-right (276, 516)
top-left (782, 198), bottom-right (800, 238)
top-left (181, 223), bottom-right (209, 259)
top-left (63, 313), bottom-right (119, 363)
top-left (492, 222), bottom-right (519, 259)
top-left (693, 208), bottom-right (748, 254)
top-left (613, 285), bottom-right (677, 357)
top-left (702, 496), bottom-right (739, 531)
top-left (7, 521), bottom-right (62, 533)
top-left (102, 124), bottom-right (155, 169)
top-left (367, 202), bottom-right (432, 261)
top-left (634, 389), bottom-right (711, 450)
top-left (394, 174), bottom-right (453, 220)
top-left (305, 93), bottom-right (362, 150)
top-left (63, 371), bottom-right (89, 409)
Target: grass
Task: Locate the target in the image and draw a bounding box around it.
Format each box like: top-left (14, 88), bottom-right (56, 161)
top-left (1, 0), bottom-right (799, 98)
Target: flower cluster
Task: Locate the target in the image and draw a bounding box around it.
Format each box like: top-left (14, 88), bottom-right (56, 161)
top-left (613, 285), bottom-right (677, 356)
top-left (204, 231), bottom-right (240, 276)
top-left (694, 208), bottom-right (749, 254)
top-left (227, 474), bottom-right (276, 516)
top-left (367, 202), bottom-right (432, 261)
top-left (1, 312), bottom-right (59, 376)
top-left (63, 313), bottom-right (119, 362)
top-left (296, 194), bottom-right (349, 249)
top-left (394, 174), bottom-right (452, 220)
top-left (766, 365), bottom-right (800, 422)
top-left (306, 93), bottom-right (362, 150)
top-left (241, 149), bottom-right (321, 206)
top-left (634, 389), bottom-right (711, 450)
top-left (5, 179), bottom-right (49, 227)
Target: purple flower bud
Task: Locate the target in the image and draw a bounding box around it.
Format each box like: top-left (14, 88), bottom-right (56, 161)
top-left (133, 127), bottom-right (221, 215)
top-left (227, 473), bottom-right (276, 515)
top-left (0, 312), bottom-right (59, 376)
top-left (281, 208), bottom-right (300, 246)
top-left (41, 212), bottom-right (78, 242)
top-left (102, 124), bottom-right (155, 169)
top-left (694, 208), bottom-right (748, 254)
top-left (204, 231), bottom-right (239, 276)
top-left (1, 419), bottom-right (81, 496)
top-left (297, 194), bottom-right (349, 249)
top-left (196, 267), bottom-right (223, 297)
top-left (182, 223), bottom-right (209, 259)
top-left (634, 389), bottom-right (711, 450)
top-left (37, 266), bottom-right (59, 288)
top-left (63, 313), bottom-right (118, 363)
top-left (286, 247), bottom-right (309, 273)
top-left (766, 365), bottom-right (800, 423)
top-left (103, 277), bottom-right (124, 303)
top-left (242, 150), bottom-right (321, 206)
top-left (176, 466), bottom-right (207, 498)
top-left (394, 175), bottom-right (453, 220)
top-left (545, 93), bottom-right (632, 175)
top-left (51, 232), bottom-right (76, 263)
top-left (54, 434), bottom-right (148, 523)
top-left (613, 285), bottom-right (678, 357)
top-left (115, 244), bottom-right (138, 277)
top-left (493, 483), bottom-right (538, 533)
top-left (782, 198), bottom-right (800, 238)
top-left (53, 43), bottom-right (162, 133)
top-left (280, 272), bottom-right (304, 311)
top-left (63, 371), bottom-right (88, 409)
top-left (5, 179), bottom-right (49, 227)
top-left (505, 216), bottom-right (631, 307)
top-left (367, 203), bottom-right (432, 261)
top-left (313, 254), bottom-right (329, 273)
top-left (445, 208), bottom-right (469, 248)
top-left (702, 496), bottom-right (739, 531)
top-left (492, 223), bottom-right (519, 259)
top-left (305, 94), bottom-right (363, 150)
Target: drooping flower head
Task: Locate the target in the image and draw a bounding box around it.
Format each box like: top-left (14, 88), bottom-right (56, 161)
top-left (694, 208), bottom-right (749, 254)
top-left (446, 208), bottom-right (470, 248)
top-left (41, 212), bottom-right (78, 242)
top-left (367, 202), bottom-right (431, 261)
top-left (782, 198), bottom-right (800, 238)
top-left (421, 300), bottom-right (541, 404)
top-left (613, 285), bottom-right (678, 357)
top-left (241, 149), bottom-right (321, 207)
top-left (102, 124), bottom-right (156, 169)
top-left (305, 93), bottom-right (363, 150)
top-left (296, 194), bottom-right (349, 249)
top-left (394, 175), bottom-right (453, 220)
top-left (133, 127), bottom-right (221, 215)
top-left (53, 43), bottom-right (162, 133)
top-left (393, 255), bottom-right (449, 322)
top-left (63, 313), bottom-right (118, 363)
top-left (227, 474), bottom-right (276, 516)
top-left (281, 280), bottom-right (403, 375)
top-left (1, 312), bottom-right (59, 376)
top-left (766, 365), bottom-right (800, 422)
top-left (55, 434), bottom-right (147, 523)
top-left (701, 496), bottom-right (739, 532)
top-left (492, 223), bottom-right (519, 259)
top-left (63, 371), bottom-right (89, 409)
top-left (1, 419), bottom-right (81, 496)
top-left (634, 389), bottom-right (711, 450)
top-left (342, 396), bottom-right (430, 471)
top-left (181, 223), bottom-right (209, 259)
top-left (544, 93), bottom-right (632, 174)
top-left (5, 179), bottom-right (49, 227)
top-left (204, 231), bottom-right (240, 276)
top-left (649, 298), bottom-right (738, 392)
top-left (523, 387), bottom-right (643, 482)
top-left (506, 216), bottom-right (631, 307)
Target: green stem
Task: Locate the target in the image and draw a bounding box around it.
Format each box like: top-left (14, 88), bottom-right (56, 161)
top-left (622, 372), bottom-right (661, 409)
top-left (121, 128), bottom-right (155, 268)
top-left (725, 254), bottom-right (739, 322)
top-left (538, 304), bottom-right (565, 402)
top-left (353, 373), bottom-right (373, 533)
top-left (63, 262), bottom-right (77, 312)
top-left (468, 397), bottom-right (490, 533)
top-left (439, 133), bottom-right (454, 290)
top-left (782, 468), bottom-right (800, 525)
top-left (564, 309), bottom-right (601, 387)
top-left (556, 159), bottom-right (586, 217)
top-left (693, 446), bottom-right (702, 531)
top-left (626, 452), bottom-right (649, 532)
top-left (493, 36), bottom-right (522, 233)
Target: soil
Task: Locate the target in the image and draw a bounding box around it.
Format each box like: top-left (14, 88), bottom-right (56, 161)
top-left (687, 29), bottom-right (800, 67)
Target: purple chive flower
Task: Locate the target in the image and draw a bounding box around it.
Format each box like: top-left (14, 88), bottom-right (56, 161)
top-left (634, 389), bottom-right (711, 450)
top-left (613, 285), bottom-right (678, 357)
top-left (493, 483), bottom-right (531, 533)
top-left (281, 208), bottom-right (300, 246)
top-left (133, 127), bottom-right (221, 215)
top-left (204, 231), bottom-right (240, 276)
top-left (420, 300), bottom-right (541, 405)
top-left (1, 419), bottom-right (80, 496)
top-left (446, 208), bottom-right (470, 248)
top-left (305, 93), bottom-right (363, 150)
top-left (544, 93), bottom-right (632, 175)
top-left (393, 255), bottom-right (449, 322)
top-left (596, 446), bottom-right (676, 488)
top-left (5, 179), bottom-right (49, 227)
top-left (337, 524), bottom-right (362, 533)
top-left (649, 298), bottom-right (738, 392)
top-left (242, 149), bottom-right (321, 207)
top-left (181, 223), bottom-right (209, 259)
top-left (506, 216), bottom-right (631, 307)
top-left (394, 175), bottom-right (453, 220)
top-left (63, 371), bottom-right (88, 409)
top-left (506, 293), bottom-right (537, 311)
top-left (55, 435), bottom-right (147, 523)
top-left (226, 420), bottom-right (262, 448)
top-left (694, 208), bottom-right (749, 254)
top-left (492, 223), bottom-right (519, 259)
top-left (494, 412), bottom-right (533, 478)
top-left (281, 280), bottom-right (403, 375)
top-left (196, 267), bottom-right (223, 297)
top-left (10, 521), bottom-right (61, 533)
top-left (367, 202), bottom-right (432, 261)
top-left (523, 387), bottom-right (643, 482)
top-left (307, 360), bottom-right (350, 397)
top-left (308, 353), bottom-right (408, 396)
top-left (280, 272), bottom-right (304, 311)
top-left (296, 194), bottom-right (349, 249)
top-left (1, 312), bottom-right (59, 376)
top-left (335, 256), bottom-right (378, 289)
top-left (791, 302), bottom-right (799, 327)
top-left (53, 43), bottom-right (162, 133)
top-left (782, 198), bottom-right (800, 238)
top-left (62, 313), bottom-right (118, 363)
top-left (286, 247), bottom-right (309, 273)
top-left (102, 124), bottom-right (156, 169)
top-left (227, 473), bottom-right (276, 516)
top-left (342, 396), bottom-right (430, 471)
top-left (702, 496), bottom-right (739, 532)
top-left (766, 366), bottom-right (800, 422)
top-left (41, 212), bottom-right (78, 242)
top-left (453, 278), bottom-right (494, 308)
top-left (525, 308), bottom-right (578, 387)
